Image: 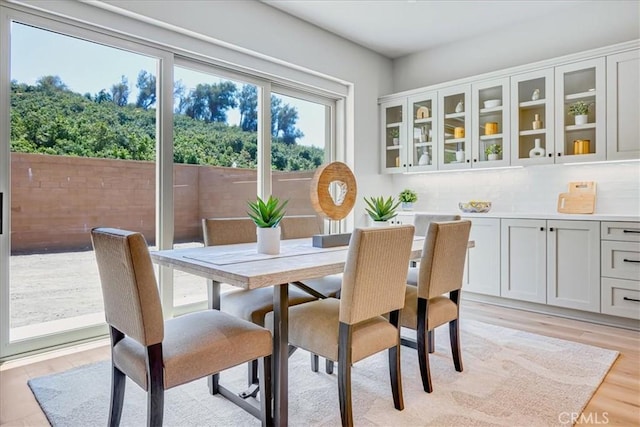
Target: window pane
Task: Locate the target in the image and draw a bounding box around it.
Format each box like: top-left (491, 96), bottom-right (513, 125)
top-left (9, 23), bottom-right (157, 339)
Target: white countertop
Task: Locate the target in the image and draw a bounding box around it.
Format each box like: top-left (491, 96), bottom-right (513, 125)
top-left (397, 211), bottom-right (640, 222)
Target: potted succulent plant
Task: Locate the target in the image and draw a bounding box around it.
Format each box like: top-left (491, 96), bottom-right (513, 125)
top-left (247, 195), bottom-right (288, 254)
top-left (568, 101), bottom-right (591, 125)
top-left (398, 189), bottom-right (418, 211)
top-left (485, 143), bottom-right (502, 161)
top-left (389, 128), bottom-right (400, 145)
top-left (364, 196), bottom-right (400, 226)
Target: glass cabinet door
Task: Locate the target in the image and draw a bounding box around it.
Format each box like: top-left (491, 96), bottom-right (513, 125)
top-left (407, 92), bottom-right (437, 172)
top-left (472, 78), bottom-right (509, 168)
top-left (380, 99), bottom-right (406, 173)
top-left (438, 84), bottom-right (471, 170)
top-left (554, 58), bottom-right (606, 163)
top-left (510, 68), bottom-right (555, 166)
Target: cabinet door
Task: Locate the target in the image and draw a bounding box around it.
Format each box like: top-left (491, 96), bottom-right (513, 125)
top-left (501, 219), bottom-right (546, 303)
top-left (380, 99), bottom-right (406, 174)
top-left (472, 78), bottom-right (510, 168)
top-left (438, 84), bottom-right (471, 170)
top-left (607, 49), bottom-right (640, 160)
top-left (463, 218), bottom-right (500, 296)
top-left (510, 68), bottom-right (555, 166)
top-left (554, 58), bottom-right (606, 163)
top-left (407, 92), bottom-right (438, 172)
top-left (547, 220), bottom-right (600, 312)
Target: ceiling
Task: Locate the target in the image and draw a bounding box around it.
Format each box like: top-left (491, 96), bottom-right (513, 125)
top-left (262, 1), bottom-right (578, 59)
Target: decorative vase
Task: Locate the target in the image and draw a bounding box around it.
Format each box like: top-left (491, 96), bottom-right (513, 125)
top-left (574, 115), bottom-right (588, 125)
top-left (256, 226), bottom-right (281, 255)
top-left (532, 114), bottom-right (542, 130)
top-left (401, 202), bottom-right (414, 211)
top-left (418, 151), bottom-right (430, 166)
top-left (456, 150), bottom-right (465, 162)
top-left (392, 137), bottom-right (399, 145)
top-left (455, 100), bottom-right (464, 113)
top-left (531, 89), bottom-right (540, 101)
top-left (529, 138), bottom-right (545, 158)
top-left (488, 153), bottom-right (499, 161)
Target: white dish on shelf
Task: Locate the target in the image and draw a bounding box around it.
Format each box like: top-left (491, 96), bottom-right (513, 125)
top-left (483, 99), bottom-right (501, 108)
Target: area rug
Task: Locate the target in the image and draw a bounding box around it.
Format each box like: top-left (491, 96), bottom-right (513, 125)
top-left (28, 320), bottom-right (618, 426)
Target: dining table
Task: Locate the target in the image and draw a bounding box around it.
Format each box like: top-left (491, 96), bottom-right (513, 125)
top-left (150, 235), bottom-right (425, 426)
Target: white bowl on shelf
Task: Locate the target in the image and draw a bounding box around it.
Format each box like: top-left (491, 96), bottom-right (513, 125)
top-left (483, 99), bottom-right (501, 109)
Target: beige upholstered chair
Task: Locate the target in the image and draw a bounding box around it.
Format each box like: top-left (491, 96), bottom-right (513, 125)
top-left (400, 220), bottom-right (471, 393)
top-left (408, 214), bottom-right (461, 270)
top-left (90, 227), bottom-right (272, 426)
top-left (267, 225), bottom-right (415, 427)
top-left (280, 215), bottom-right (323, 239)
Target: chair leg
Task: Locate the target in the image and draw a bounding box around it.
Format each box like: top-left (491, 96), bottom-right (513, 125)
top-left (258, 355), bottom-right (273, 427)
top-left (428, 330), bottom-right (435, 354)
top-left (326, 359), bottom-right (334, 375)
top-left (388, 310), bottom-right (404, 410)
top-left (108, 364), bottom-right (126, 427)
top-left (311, 354), bottom-right (319, 372)
top-left (416, 298), bottom-right (433, 393)
top-left (248, 360), bottom-right (259, 386)
top-left (449, 318), bottom-right (463, 372)
top-left (338, 322), bottom-right (353, 427)
top-left (146, 343), bottom-right (164, 427)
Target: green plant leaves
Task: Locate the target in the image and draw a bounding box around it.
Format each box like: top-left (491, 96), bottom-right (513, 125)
top-left (364, 196), bottom-right (400, 222)
top-left (247, 195), bottom-right (288, 228)
top-left (398, 189), bottom-right (417, 203)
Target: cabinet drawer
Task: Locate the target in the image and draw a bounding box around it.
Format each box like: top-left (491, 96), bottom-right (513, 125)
top-left (601, 278), bottom-right (640, 319)
top-left (601, 221), bottom-right (640, 242)
top-left (601, 240), bottom-right (640, 280)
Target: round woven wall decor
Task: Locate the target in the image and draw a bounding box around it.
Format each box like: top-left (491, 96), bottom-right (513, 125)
top-left (310, 162), bottom-right (357, 220)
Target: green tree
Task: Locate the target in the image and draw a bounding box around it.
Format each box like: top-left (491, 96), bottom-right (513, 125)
top-left (238, 84), bottom-right (258, 131)
top-left (136, 70), bottom-right (156, 109)
top-left (110, 75), bottom-right (129, 107)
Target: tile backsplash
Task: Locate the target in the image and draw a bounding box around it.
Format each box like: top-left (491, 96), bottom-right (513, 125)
top-left (392, 161), bottom-right (640, 215)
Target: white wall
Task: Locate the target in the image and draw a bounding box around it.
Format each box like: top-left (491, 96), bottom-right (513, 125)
top-left (390, 1), bottom-right (640, 216)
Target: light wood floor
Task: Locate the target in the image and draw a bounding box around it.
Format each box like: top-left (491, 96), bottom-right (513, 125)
top-left (1, 300), bottom-right (638, 426)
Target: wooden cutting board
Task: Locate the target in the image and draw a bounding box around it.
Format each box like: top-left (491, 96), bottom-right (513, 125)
top-left (557, 181), bottom-right (596, 214)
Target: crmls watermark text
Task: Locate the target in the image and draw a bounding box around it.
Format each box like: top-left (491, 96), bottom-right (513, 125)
top-left (559, 412), bottom-right (609, 425)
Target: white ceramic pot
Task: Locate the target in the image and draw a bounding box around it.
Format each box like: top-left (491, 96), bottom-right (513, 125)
top-left (488, 153), bottom-right (499, 161)
top-left (392, 137), bottom-right (399, 146)
top-left (456, 150), bottom-right (465, 162)
top-left (401, 202), bottom-right (414, 211)
top-left (574, 115), bottom-right (588, 125)
top-left (371, 220), bottom-right (390, 227)
top-left (256, 226), bottom-right (281, 255)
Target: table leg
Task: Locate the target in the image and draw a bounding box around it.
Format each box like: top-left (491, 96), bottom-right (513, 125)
top-left (208, 280), bottom-right (221, 395)
top-left (273, 283), bottom-right (289, 427)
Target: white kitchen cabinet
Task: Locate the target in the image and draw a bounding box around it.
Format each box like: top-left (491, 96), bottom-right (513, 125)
top-left (606, 49), bottom-right (640, 160)
top-left (500, 219), bottom-right (547, 303)
top-left (510, 68), bottom-right (555, 166)
top-left (407, 91), bottom-right (438, 172)
top-left (380, 99), bottom-right (406, 174)
top-left (546, 220), bottom-right (600, 312)
top-left (501, 218), bottom-right (600, 311)
top-left (437, 84), bottom-right (471, 170)
top-left (471, 78), bottom-right (510, 168)
top-left (554, 58), bottom-right (606, 163)
top-left (463, 218), bottom-right (500, 296)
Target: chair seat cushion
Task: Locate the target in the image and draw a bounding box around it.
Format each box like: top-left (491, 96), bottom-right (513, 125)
top-left (112, 310), bottom-right (272, 390)
top-left (265, 298), bottom-right (399, 363)
top-left (297, 274), bottom-right (343, 298)
top-left (400, 286), bottom-right (458, 331)
top-left (221, 286), bottom-right (317, 326)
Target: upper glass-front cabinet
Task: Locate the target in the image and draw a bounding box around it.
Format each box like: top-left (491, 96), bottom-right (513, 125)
top-left (510, 68), bottom-right (555, 166)
top-left (380, 99), bottom-right (406, 173)
top-left (472, 78), bottom-right (510, 168)
top-left (408, 92), bottom-right (438, 172)
top-left (438, 84), bottom-right (471, 170)
top-left (554, 58), bottom-right (606, 163)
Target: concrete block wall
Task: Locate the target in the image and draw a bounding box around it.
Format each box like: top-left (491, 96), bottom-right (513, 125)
top-left (10, 153), bottom-right (316, 253)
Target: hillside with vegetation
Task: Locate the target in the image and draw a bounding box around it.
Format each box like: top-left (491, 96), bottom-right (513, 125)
top-left (10, 74), bottom-right (324, 171)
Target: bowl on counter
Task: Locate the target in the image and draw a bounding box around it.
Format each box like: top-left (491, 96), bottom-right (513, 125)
top-left (459, 201), bottom-right (492, 213)
top-left (483, 99), bottom-right (501, 109)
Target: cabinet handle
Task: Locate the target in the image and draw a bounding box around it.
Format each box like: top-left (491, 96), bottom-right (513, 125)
top-left (403, 164), bottom-right (406, 167)
top-left (623, 259), bottom-right (640, 263)
top-left (623, 296), bottom-right (640, 302)
top-left (473, 159), bottom-right (477, 162)
top-left (548, 153), bottom-right (553, 157)
top-left (623, 229), bottom-right (640, 234)
top-left (540, 227), bottom-right (545, 231)
top-left (549, 227), bottom-right (554, 232)
top-left (466, 159), bottom-right (470, 163)
top-left (557, 153), bottom-right (562, 157)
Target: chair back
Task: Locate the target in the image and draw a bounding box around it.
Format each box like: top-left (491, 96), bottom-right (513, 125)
top-left (417, 220), bottom-right (472, 300)
top-left (413, 214), bottom-right (461, 236)
top-left (280, 215), bottom-right (323, 239)
top-left (339, 225), bottom-right (415, 325)
top-left (91, 227), bottom-right (164, 346)
top-left (202, 218), bottom-right (257, 246)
